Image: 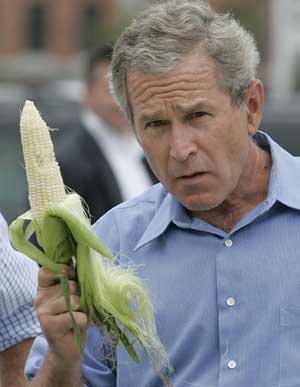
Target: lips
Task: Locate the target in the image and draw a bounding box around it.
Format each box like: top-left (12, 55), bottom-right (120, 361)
top-left (176, 171), bottom-right (206, 179)
top-left (182, 172), bottom-right (204, 178)
top-left (176, 171), bottom-right (208, 185)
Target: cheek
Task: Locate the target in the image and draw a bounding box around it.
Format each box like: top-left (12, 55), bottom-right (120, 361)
top-left (220, 115), bottom-right (250, 160)
top-left (143, 145), bottom-right (161, 170)
top-left (221, 133), bottom-right (251, 187)
top-left (140, 140), bottom-right (168, 179)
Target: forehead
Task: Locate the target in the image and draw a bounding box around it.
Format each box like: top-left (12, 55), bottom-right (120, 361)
top-left (127, 53), bottom-right (225, 117)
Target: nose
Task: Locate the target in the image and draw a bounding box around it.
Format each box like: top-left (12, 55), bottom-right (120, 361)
top-left (169, 124), bottom-right (197, 162)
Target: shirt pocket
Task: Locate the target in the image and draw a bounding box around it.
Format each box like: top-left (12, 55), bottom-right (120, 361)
top-left (280, 306), bottom-right (300, 386)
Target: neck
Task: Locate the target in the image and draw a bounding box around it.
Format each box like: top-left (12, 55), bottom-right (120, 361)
top-left (195, 142), bottom-right (272, 233)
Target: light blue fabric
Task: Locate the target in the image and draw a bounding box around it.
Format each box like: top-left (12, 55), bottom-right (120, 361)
top-left (25, 132), bottom-right (300, 387)
top-left (0, 212), bottom-right (41, 351)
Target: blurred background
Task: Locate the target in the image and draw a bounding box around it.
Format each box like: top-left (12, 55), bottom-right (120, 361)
top-left (0, 0), bottom-right (299, 223)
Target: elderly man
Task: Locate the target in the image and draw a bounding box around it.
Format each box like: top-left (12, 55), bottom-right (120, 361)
top-left (25, 1), bottom-right (300, 386)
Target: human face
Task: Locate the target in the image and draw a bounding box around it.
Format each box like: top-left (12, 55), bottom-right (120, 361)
top-left (128, 53), bottom-right (258, 213)
top-left (85, 62), bottom-right (130, 133)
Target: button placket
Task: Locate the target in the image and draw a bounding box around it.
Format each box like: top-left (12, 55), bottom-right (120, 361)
top-left (217, 234), bottom-right (241, 380)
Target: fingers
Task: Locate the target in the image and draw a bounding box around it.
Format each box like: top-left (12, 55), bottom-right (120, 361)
top-left (41, 311), bottom-right (89, 351)
top-left (36, 293), bottom-right (81, 315)
top-left (35, 278), bottom-right (78, 300)
top-left (34, 264), bottom-right (89, 360)
top-left (35, 264), bottom-right (81, 316)
top-left (38, 264), bottom-right (76, 288)
top-left (43, 311), bottom-right (89, 333)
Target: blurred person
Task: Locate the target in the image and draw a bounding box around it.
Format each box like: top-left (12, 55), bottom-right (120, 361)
top-left (0, 212), bottom-right (41, 386)
top-left (56, 43), bottom-right (157, 221)
top-left (23, 1), bottom-right (300, 386)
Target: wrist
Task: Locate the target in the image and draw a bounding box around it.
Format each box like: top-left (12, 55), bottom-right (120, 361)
top-left (46, 348), bottom-right (82, 373)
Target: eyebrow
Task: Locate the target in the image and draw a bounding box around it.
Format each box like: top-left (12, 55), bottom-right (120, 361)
top-left (137, 100), bottom-right (211, 124)
top-left (174, 100), bottom-right (210, 114)
top-left (138, 112), bottom-right (166, 124)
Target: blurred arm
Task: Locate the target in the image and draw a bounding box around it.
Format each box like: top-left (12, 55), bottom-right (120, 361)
top-left (0, 338), bottom-right (34, 387)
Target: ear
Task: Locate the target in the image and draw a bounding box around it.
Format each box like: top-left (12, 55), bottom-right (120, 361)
top-left (244, 79), bottom-right (264, 136)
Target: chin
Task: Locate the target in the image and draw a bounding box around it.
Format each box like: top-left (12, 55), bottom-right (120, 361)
top-left (183, 195), bottom-right (225, 212)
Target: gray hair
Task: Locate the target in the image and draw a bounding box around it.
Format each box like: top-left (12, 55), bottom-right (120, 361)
top-left (110, 0), bottom-right (260, 122)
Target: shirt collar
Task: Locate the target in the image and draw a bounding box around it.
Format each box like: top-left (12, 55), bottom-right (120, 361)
top-left (135, 132), bottom-right (300, 250)
top-left (134, 191), bottom-right (191, 250)
top-left (257, 131), bottom-right (300, 210)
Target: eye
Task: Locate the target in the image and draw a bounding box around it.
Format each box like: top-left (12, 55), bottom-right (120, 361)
top-left (145, 120), bottom-right (168, 129)
top-left (189, 111), bottom-right (209, 119)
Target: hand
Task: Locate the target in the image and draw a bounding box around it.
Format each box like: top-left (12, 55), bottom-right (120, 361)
top-left (34, 264), bottom-right (89, 364)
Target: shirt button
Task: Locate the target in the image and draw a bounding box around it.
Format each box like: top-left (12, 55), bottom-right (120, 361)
top-left (228, 360), bottom-right (237, 369)
top-left (225, 239), bottom-right (233, 247)
top-left (226, 297), bottom-right (236, 307)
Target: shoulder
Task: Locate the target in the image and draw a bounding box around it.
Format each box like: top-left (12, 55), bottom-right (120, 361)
top-left (92, 183), bottom-right (167, 251)
top-left (93, 183), bottom-right (167, 226)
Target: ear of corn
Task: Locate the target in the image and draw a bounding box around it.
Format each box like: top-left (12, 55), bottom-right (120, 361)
top-left (20, 101), bottom-right (66, 227)
top-left (9, 100), bottom-right (172, 383)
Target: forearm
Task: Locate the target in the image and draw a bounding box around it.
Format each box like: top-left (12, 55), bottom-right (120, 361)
top-left (27, 350), bottom-right (83, 387)
top-left (0, 338), bottom-right (34, 387)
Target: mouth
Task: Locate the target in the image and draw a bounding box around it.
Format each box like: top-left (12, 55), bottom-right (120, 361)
top-left (176, 172), bottom-right (208, 184)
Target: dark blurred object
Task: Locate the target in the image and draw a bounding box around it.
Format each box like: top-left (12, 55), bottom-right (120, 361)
top-left (260, 98), bottom-right (300, 157)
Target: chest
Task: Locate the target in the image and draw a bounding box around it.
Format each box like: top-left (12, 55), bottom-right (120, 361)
top-left (116, 209), bottom-right (300, 387)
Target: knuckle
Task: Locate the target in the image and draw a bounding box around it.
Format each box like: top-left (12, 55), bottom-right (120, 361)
top-left (58, 263), bottom-right (74, 278)
top-left (75, 312), bottom-right (89, 328)
top-left (36, 309), bottom-right (47, 324)
top-left (34, 293), bottom-right (43, 308)
top-left (70, 295), bottom-right (81, 310)
top-left (38, 267), bottom-right (59, 287)
top-left (37, 267), bottom-right (47, 282)
top-left (69, 280), bottom-right (79, 294)
top-left (41, 316), bottom-right (55, 333)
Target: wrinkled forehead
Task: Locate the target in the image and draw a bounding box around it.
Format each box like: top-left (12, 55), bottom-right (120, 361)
top-left (126, 53), bottom-right (223, 117)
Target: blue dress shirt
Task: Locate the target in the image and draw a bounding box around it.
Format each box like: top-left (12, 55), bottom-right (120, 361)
top-left (26, 132), bottom-right (300, 387)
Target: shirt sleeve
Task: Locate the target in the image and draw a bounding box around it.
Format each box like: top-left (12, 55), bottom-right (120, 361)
top-left (25, 326), bottom-right (117, 387)
top-left (0, 212), bottom-right (42, 351)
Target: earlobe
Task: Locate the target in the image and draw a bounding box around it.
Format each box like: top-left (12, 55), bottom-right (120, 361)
top-left (246, 80), bottom-right (264, 136)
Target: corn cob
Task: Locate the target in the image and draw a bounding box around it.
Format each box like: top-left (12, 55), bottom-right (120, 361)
top-left (20, 100), bottom-right (66, 228)
top-left (9, 100), bottom-right (172, 381)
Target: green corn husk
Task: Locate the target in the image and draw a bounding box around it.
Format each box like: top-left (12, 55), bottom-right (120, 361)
top-left (9, 100), bottom-right (172, 383)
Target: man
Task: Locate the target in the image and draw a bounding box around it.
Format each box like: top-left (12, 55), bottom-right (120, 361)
top-left (56, 44), bottom-right (156, 221)
top-left (25, 1), bottom-right (300, 386)
top-left (0, 212), bottom-right (41, 386)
